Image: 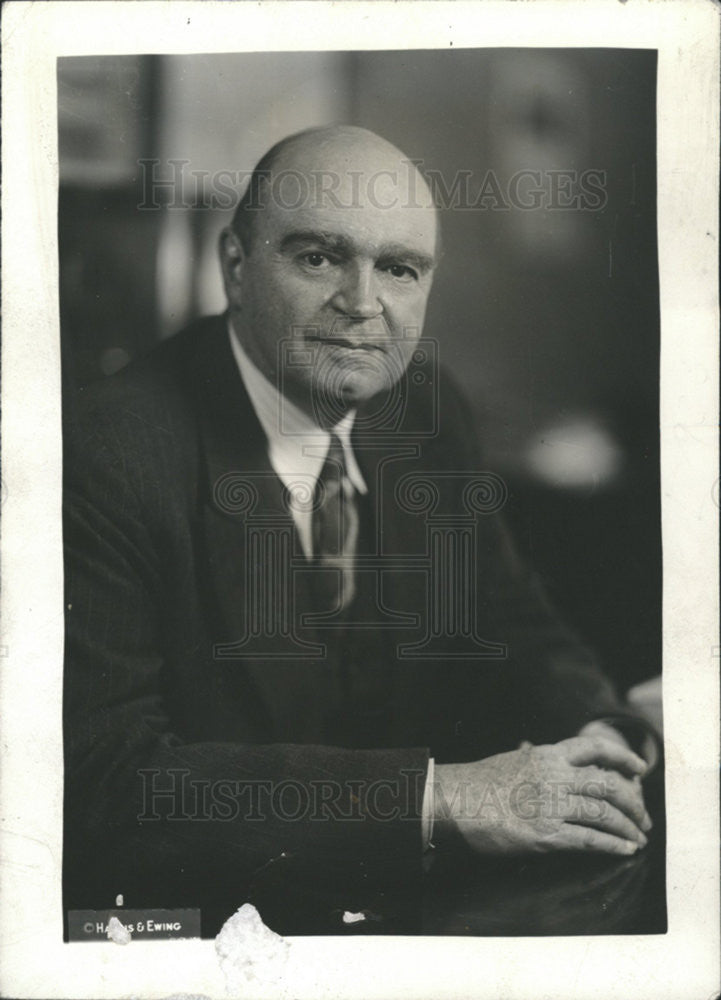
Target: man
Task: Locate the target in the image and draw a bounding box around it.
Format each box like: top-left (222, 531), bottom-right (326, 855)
top-left (63, 125), bottom-right (657, 937)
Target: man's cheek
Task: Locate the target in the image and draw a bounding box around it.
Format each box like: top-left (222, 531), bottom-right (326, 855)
top-left (388, 299), bottom-right (427, 343)
top-left (278, 273), bottom-right (331, 314)
top-left (390, 341), bottom-right (422, 380)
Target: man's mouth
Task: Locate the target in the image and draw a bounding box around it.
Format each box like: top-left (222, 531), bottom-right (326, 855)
top-left (304, 336), bottom-right (386, 352)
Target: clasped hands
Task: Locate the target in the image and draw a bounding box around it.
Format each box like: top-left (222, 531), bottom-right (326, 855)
top-left (433, 721), bottom-right (652, 856)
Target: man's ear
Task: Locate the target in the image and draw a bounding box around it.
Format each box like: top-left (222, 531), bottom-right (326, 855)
top-left (219, 227), bottom-right (246, 306)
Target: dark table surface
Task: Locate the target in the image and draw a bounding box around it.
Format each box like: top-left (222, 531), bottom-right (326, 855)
top-left (420, 835), bottom-right (665, 936)
top-left (247, 767), bottom-right (666, 939)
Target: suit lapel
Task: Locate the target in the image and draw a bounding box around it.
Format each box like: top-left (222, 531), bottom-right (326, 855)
top-left (189, 318), bottom-right (334, 740)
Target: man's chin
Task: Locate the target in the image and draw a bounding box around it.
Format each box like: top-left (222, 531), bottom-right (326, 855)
top-left (310, 368), bottom-right (397, 421)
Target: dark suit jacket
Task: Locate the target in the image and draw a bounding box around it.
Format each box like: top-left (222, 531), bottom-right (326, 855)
top-left (62, 314), bottom-right (631, 934)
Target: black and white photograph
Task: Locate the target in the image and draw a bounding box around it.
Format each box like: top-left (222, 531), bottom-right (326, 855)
top-left (1, 3), bottom-right (718, 999)
top-left (58, 46), bottom-right (667, 940)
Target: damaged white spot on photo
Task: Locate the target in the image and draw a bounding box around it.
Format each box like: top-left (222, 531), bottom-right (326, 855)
top-left (106, 915), bottom-right (132, 945)
top-left (215, 903), bottom-right (291, 991)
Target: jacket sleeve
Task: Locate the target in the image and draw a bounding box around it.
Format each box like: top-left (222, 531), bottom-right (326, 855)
top-left (62, 394), bottom-right (428, 927)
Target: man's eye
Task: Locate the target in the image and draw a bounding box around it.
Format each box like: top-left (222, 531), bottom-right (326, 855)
top-left (301, 253), bottom-right (330, 268)
top-left (384, 264), bottom-right (418, 281)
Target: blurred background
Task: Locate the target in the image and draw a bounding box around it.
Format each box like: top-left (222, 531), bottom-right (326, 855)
top-left (57, 49), bottom-right (660, 699)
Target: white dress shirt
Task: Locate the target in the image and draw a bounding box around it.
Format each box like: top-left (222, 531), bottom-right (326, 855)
top-left (228, 324), bottom-right (367, 559)
top-left (228, 322), bottom-right (435, 850)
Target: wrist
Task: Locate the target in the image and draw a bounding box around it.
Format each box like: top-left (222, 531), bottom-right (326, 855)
top-left (431, 762), bottom-right (467, 846)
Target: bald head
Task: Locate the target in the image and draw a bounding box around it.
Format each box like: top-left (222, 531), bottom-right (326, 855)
top-left (231, 125), bottom-right (439, 257)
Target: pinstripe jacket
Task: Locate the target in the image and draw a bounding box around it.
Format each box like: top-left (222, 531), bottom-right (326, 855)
top-left (62, 313), bottom-right (631, 935)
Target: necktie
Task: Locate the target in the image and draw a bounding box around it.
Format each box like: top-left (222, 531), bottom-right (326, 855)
top-left (311, 433), bottom-right (358, 612)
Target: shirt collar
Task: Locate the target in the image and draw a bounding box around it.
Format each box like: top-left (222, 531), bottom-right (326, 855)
top-left (228, 320), bottom-right (367, 496)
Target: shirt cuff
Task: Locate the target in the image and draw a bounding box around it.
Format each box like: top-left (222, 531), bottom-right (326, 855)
top-left (421, 756), bottom-right (435, 851)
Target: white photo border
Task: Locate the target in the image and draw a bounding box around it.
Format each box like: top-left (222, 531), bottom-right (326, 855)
top-left (1, 2), bottom-right (719, 998)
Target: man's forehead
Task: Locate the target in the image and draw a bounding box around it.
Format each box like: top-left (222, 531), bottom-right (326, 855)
top-left (260, 156), bottom-right (438, 248)
top-left (268, 202), bottom-right (438, 260)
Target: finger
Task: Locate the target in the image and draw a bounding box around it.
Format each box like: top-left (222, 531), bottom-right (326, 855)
top-left (632, 775), bottom-right (654, 831)
top-left (551, 823), bottom-right (641, 856)
top-left (566, 795), bottom-right (648, 846)
top-left (563, 735), bottom-right (648, 777)
top-left (574, 766), bottom-right (651, 831)
top-left (577, 720), bottom-right (630, 750)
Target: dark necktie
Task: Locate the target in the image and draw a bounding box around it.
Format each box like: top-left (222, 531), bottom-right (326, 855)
top-left (312, 433), bottom-right (358, 612)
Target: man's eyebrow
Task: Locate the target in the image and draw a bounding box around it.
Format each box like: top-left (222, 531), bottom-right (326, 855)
top-left (279, 231), bottom-right (353, 255)
top-left (279, 231), bottom-right (437, 273)
top-left (376, 244), bottom-right (437, 275)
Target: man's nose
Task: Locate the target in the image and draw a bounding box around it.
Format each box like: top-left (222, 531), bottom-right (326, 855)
top-left (331, 262), bottom-right (382, 319)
